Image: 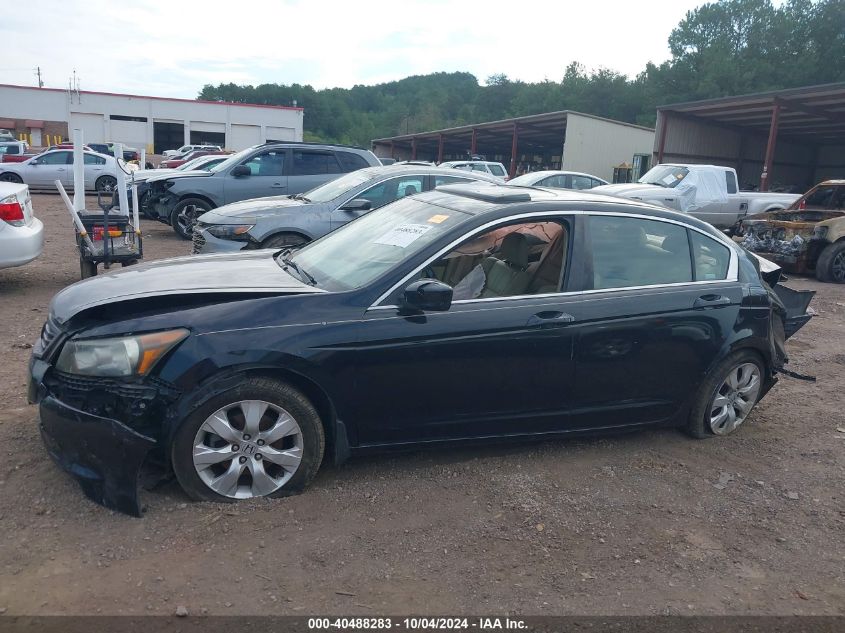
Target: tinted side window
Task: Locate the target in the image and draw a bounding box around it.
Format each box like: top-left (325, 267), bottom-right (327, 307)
top-left (434, 175), bottom-right (472, 186)
top-left (589, 216), bottom-right (692, 289)
top-left (488, 164), bottom-right (506, 177)
top-left (39, 151), bottom-right (71, 165)
top-left (241, 150), bottom-right (285, 177)
top-left (725, 170), bottom-right (738, 194)
top-left (83, 154), bottom-right (106, 165)
top-left (355, 176), bottom-right (424, 210)
top-left (804, 185), bottom-right (837, 208)
top-left (539, 175), bottom-right (567, 188)
top-left (570, 175), bottom-right (595, 190)
top-left (291, 151), bottom-right (340, 176)
top-left (336, 151), bottom-right (370, 172)
top-left (690, 231), bottom-right (731, 280)
top-left (424, 220), bottom-right (569, 300)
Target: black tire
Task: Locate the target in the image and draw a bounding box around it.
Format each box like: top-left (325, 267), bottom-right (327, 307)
top-left (95, 175), bottom-right (117, 193)
top-left (685, 350), bottom-right (765, 439)
top-left (170, 197), bottom-right (212, 240)
top-left (80, 259), bottom-right (97, 279)
top-left (261, 233), bottom-right (309, 250)
top-left (815, 241), bottom-right (845, 283)
top-left (0, 173), bottom-right (23, 184)
top-left (171, 376), bottom-right (325, 504)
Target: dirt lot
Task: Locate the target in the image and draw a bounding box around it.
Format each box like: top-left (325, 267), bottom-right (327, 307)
top-left (0, 194), bottom-right (842, 616)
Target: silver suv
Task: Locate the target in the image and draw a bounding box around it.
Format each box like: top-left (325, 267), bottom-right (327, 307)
top-left (146, 142), bottom-right (381, 238)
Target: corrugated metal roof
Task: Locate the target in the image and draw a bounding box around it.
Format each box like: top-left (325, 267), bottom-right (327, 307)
top-left (659, 82), bottom-right (845, 144)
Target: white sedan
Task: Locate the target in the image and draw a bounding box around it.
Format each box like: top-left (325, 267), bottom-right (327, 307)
top-left (507, 170), bottom-right (608, 190)
top-left (0, 149), bottom-right (133, 193)
top-left (0, 181), bottom-right (43, 269)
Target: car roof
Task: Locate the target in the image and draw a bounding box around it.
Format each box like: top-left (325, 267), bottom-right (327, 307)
top-left (512, 170), bottom-right (605, 180)
top-left (440, 160), bottom-right (504, 166)
top-left (818, 180), bottom-right (845, 186)
top-left (353, 164), bottom-right (502, 182)
top-left (419, 182), bottom-right (727, 234)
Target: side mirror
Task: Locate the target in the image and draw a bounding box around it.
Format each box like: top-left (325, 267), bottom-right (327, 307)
top-left (340, 198), bottom-right (372, 212)
top-left (231, 164), bottom-right (251, 178)
top-left (401, 279), bottom-right (453, 312)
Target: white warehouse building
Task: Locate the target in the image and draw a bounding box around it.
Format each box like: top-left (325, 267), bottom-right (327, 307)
top-left (0, 83), bottom-right (303, 154)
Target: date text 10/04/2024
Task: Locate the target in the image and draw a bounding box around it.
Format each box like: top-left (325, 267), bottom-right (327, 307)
top-left (308, 617), bottom-right (528, 630)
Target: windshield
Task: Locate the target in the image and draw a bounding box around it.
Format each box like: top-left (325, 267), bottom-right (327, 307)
top-left (208, 146), bottom-right (255, 173)
top-left (290, 197), bottom-right (468, 291)
top-left (639, 165), bottom-right (689, 188)
top-left (303, 169), bottom-right (377, 203)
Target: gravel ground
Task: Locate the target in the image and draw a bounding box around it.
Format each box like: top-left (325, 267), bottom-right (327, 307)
top-left (0, 194), bottom-right (842, 616)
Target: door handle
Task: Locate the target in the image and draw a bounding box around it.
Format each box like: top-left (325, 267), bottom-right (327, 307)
top-left (526, 311), bottom-right (575, 327)
top-left (271, 183), bottom-right (286, 189)
top-left (694, 294), bottom-right (732, 308)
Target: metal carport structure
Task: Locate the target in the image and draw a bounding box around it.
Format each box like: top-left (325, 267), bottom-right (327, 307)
top-left (372, 111), bottom-right (654, 181)
top-left (655, 82), bottom-right (845, 192)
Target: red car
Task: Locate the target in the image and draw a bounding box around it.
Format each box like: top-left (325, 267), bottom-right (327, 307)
top-left (159, 150), bottom-right (229, 169)
top-left (0, 142), bottom-right (36, 163)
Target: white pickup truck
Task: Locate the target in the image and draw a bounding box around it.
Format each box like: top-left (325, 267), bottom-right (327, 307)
top-left (592, 164), bottom-right (801, 230)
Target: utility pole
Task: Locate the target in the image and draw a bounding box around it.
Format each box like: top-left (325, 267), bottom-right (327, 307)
top-left (35, 66), bottom-right (44, 88)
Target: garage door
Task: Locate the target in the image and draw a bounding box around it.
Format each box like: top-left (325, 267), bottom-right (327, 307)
top-left (69, 113), bottom-right (105, 143)
top-left (266, 126), bottom-right (296, 142)
top-left (109, 120), bottom-right (147, 149)
top-left (190, 121), bottom-right (226, 147)
top-left (229, 124), bottom-right (261, 150)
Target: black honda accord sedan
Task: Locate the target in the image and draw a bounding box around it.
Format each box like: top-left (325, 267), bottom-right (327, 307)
top-left (29, 183), bottom-right (814, 516)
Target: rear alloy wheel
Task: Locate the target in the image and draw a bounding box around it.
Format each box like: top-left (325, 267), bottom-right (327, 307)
top-left (686, 351), bottom-right (764, 438)
top-left (0, 173), bottom-right (23, 184)
top-left (815, 241), bottom-right (845, 283)
top-left (172, 377), bottom-right (325, 503)
top-left (95, 175), bottom-right (117, 193)
top-left (171, 197), bottom-right (212, 240)
top-left (261, 233), bottom-right (308, 250)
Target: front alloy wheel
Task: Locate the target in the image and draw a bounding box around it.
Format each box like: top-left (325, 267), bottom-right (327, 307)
top-left (193, 400), bottom-right (304, 499)
top-left (172, 377), bottom-right (325, 503)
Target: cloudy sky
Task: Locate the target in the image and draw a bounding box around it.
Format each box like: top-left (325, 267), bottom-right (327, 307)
top-left (1, 0), bottom-right (706, 98)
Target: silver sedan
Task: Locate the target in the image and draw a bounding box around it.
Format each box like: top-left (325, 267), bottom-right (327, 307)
top-left (508, 170), bottom-right (608, 190)
top-left (0, 149), bottom-right (132, 193)
top-left (0, 181), bottom-right (43, 269)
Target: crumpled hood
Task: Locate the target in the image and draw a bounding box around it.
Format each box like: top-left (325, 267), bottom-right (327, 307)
top-left (51, 250), bottom-right (323, 323)
top-left (146, 169), bottom-right (214, 184)
top-left (591, 183), bottom-right (669, 199)
top-left (199, 196), bottom-right (311, 222)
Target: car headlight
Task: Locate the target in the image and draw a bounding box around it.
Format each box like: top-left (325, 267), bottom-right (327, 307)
top-left (206, 224), bottom-right (255, 240)
top-left (56, 329), bottom-right (188, 377)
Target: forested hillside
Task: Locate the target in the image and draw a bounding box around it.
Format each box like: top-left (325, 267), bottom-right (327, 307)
top-left (198, 0), bottom-right (845, 146)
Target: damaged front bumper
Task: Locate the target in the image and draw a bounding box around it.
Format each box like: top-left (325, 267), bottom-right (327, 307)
top-left (29, 356), bottom-right (177, 517)
top-left (39, 395), bottom-right (156, 517)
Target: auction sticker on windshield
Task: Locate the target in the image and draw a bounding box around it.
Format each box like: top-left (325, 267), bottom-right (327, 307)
top-left (374, 223), bottom-right (434, 247)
